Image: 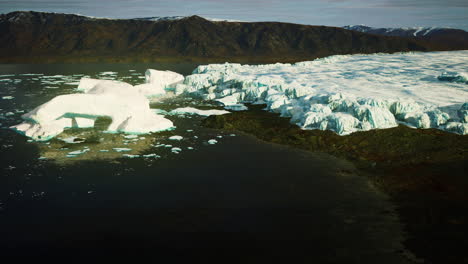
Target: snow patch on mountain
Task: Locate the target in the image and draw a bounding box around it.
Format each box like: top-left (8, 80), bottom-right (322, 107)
top-left (343, 25), bottom-right (455, 37)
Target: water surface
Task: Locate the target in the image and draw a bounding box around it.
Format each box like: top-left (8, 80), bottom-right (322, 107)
top-left (0, 63), bottom-right (411, 262)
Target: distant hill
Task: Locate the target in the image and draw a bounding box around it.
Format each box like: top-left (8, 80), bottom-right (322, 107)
top-left (0, 11), bottom-right (463, 63)
top-left (344, 25), bottom-right (468, 50)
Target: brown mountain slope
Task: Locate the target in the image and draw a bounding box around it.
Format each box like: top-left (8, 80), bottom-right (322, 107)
top-left (0, 11), bottom-right (454, 63)
top-left (343, 25), bottom-right (468, 51)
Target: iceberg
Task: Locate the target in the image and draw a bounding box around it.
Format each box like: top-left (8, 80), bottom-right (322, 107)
top-left (145, 69), bottom-right (184, 88)
top-left (181, 51), bottom-right (468, 135)
top-left (11, 70), bottom-right (180, 141)
top-left (136, 69), bottom-right (184, 96)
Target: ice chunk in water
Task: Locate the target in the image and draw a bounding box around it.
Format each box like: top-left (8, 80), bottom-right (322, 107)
top-left (170, 107), bottom-right (230, 116)
top-left (207, 139), bottom-right (218, 145)
top-left (169, 135), bottom-right (183, 141)
top-left (12, 76), bottom-right (175, 141)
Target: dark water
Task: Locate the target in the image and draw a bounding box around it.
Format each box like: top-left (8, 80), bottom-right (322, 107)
top-left (0, 64), bottom-right (411, 262)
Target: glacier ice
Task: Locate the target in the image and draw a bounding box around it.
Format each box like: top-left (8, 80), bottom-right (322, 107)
top-left (445, 122), bottom-right (468, 135)
top-left (11, 69), bottom-right (183, 141)
top-left (458, 103), bottom-right (468, 123)
top-left (181, 51), bottom-right (468, 135)
top-left (437, 72), bottom-right (468, 84)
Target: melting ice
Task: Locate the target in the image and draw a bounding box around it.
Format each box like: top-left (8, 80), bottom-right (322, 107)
top-left (9, 51), bottom-right (468, 144)
top-left (180, 51), bottom-right (468, 135)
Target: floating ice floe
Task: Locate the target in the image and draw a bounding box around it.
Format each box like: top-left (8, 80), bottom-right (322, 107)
top-left (113, 148), bottom-right (132, 152)
top-left (171, 147), bottom-right (182, 153)
top-left (67, 148), bottom-right (89, 157)
top-left (11, 69), bottom-right (184, 141)
top-left (142, 153), bottom-right (160, 158)
top-left (99, 71), bottom-right (118, 75)
top-left (122, 154), bottom-right (140, 158)
top-left (2, 96), bottom-right (14, 100)
top-left (60, 136), bottom-right (85, 144)
top-left (224, 104), bottom-right (248, 111)
top-left (182, 51), bottom-right (468, 135)
top-left (207, 139), bottom-right (218, 144)
top-left (169, 135), bottom-right (183, 141)
top-left (170, 107), bottom-right (230, 116)
top-left (68, 149), bottom-right (89, 155)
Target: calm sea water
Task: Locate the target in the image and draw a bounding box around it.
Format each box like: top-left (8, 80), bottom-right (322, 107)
top-left (0, 64), bottom-right (410, 262)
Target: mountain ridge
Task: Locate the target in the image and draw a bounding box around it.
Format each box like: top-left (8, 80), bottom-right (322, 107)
top-left (0, 11), bottom-right (465, 64)
top-left (343, 25), bottom-right (468, 50)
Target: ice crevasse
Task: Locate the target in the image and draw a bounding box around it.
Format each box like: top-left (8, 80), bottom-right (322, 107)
top-left (11, 69), bottom-right (184, 141)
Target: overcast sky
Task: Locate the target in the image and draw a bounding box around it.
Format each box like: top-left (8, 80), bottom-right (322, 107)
top-left (1, 0), bottom-right (467, 30)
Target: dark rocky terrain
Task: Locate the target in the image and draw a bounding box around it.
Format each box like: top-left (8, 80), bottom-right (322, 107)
top-left (0, 11), bottom-right (459, 63)
top-left (344, 25), bottom-right (468, 50)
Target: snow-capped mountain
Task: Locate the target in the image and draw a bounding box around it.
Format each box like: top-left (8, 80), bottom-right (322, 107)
top-left (134, 16), bottom-right (242, 22)
top-left (343, 25), bottom-right (459, 38)
top-left (344, 25), bottom-right (468, 50)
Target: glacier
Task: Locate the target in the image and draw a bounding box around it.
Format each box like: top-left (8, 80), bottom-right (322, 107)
top-left (180, 51), bottom-right (468, 135)
top-left (11, 69), bottom-right (181, 141)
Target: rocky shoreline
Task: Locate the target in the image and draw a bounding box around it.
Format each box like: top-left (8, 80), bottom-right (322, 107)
top-left (202, 104), bottom-right (468, 263)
